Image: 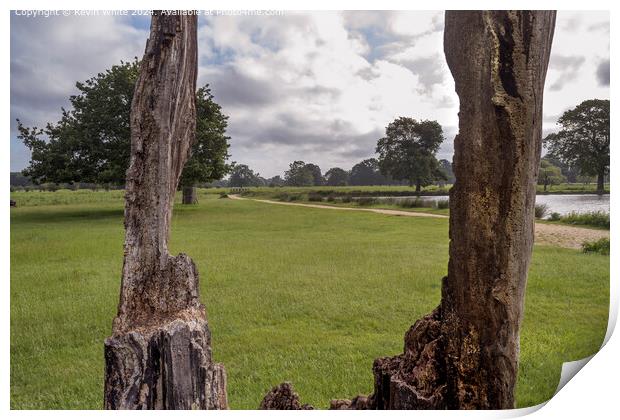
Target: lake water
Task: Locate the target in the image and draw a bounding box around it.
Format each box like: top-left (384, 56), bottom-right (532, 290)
top-left (374, 194), bottom-right (610, 216)
top-left (534, 194), bottom-right (610, 216)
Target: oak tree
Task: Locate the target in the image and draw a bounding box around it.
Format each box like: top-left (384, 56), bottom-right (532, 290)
top-left (17, 61), bottom-right (231, 203)
top-left (376, 117), bottom-right (445, 192)
top-left (544, 99), bottom-right (610, 193)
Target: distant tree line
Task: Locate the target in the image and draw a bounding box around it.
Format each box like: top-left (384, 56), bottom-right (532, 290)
top-left (226, 156), bottom-right (456, 189)
top-left (226, 116), bottom-right (455, 189)
top-left (14, 58), bottom-right (607, 194)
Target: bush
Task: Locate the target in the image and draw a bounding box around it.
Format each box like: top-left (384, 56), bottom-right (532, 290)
top-left (275, 192), bottom-right (290, 201)
top-left (326, 195), bottom-right (336, 202)
top-left (561, 211), bottom-right (610, 229)
top-left (395, 198), bottom-right (417, 208)
top-left (397, 198), bottom-right (434, 208)
top-left (534, 204), bottom-right (549, 219)
top-left (547, 212), bottom-right (561, 221)
top-left (219, 192), bottom-right (229, 199)
top-left (581, 238), bottom-right (610, 255)
top-left (435, 199), bottom-right (449, 209)
top-left (41, 183), bottom-right (59, 192)
top-left (308, 193), bottom-right (323, 202)
top-left (340, 196), bottom-right (352, 203)
top-left (354, 197), bottom-right (377, 206)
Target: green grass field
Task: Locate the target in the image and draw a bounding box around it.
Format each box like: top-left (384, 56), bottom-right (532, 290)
top-left (10, 191), bottom-right (609, 409)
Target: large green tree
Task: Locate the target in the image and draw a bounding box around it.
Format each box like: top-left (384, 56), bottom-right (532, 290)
top-left (17, 59), bottom-right (230, 203)
top-left (544, 99), bottom-right (609, 193)
top-left (18, 61), bottom-right (139, 186)
top-left (376, 117), bottom-right (445, 192)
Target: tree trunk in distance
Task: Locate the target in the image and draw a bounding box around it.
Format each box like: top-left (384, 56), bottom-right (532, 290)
top-left (597, 171), bottom-right (605, 194)
top-left (103, 12), bottom-right (227, 410)
top-left (182, 186), bottom-right (198, 204)
top-left (318, 10), bottom-right (556, 410)
top-left (415, 180), bottom-right (421, 194)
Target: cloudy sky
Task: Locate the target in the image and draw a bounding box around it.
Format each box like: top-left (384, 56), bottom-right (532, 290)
top-left (10, 10), bottom-right (610, 178)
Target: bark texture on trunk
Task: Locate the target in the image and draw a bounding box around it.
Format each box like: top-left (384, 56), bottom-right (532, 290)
top-left (439, 12), bottom-right (555, 408)
top-left (182, 186), bottom-right (198, 204)
top-left (104, 12), bottom-right (227, 410)
top-left (259, 383), bottom-right (314, 410)
top-left (262, 11), bottom-right (555, 410)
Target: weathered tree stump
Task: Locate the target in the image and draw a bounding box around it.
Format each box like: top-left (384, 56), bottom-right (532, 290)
top-left (262, 10), bottom-right (556, 410)
top-left (103, 12), bottom-right (227, 410)
top-left (259, 383), bottom-right (314, 410)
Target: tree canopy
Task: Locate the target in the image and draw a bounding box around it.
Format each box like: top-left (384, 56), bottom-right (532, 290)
top-left (267, 175), bottom-right (285, 187)
top-left (438, 159), bottom-right (455, 184)
top-left (544, 99), bottom-right (609, 192)
top-left (537, 159), bottom-right (566, 191)
top-left (179, 85), bottom-right (231, 187)
top-left (304, 163), bottom-right (324, 186)
top-left (324, 167), bottom-right (349, 186)
top-left (376, 117), bottom-right (445, 192)
top-left (228, 164), bottom-right (262, 187)
top-left (284, 161), bottom-right (318, 186)
top-left (17, 59), bottom-right (230, 188)
top-left (349, 158), bottom-right (387, 186)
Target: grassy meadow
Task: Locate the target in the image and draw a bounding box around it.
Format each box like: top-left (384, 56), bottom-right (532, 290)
top-left (226, 182), bottom-right (609, 197)
top-left (10, 189), bottom-right (609, 409)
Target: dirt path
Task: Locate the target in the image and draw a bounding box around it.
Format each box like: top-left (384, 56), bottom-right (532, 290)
top-left (229, 195), bottom-right (447, 218)
top-left (533, 223), bottom-right (609, 249)
top-left (229, 195), bottom-right (609, 249)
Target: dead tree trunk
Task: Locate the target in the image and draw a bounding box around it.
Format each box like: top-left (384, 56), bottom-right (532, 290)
top-left (259, 11), bottom-right (556, 411)
top-left (370, 10), bottom-right (555, 409)
top-left (440, 11), bottom-right (555, 408)
top-left (104, 12), bottom-right (227, 410)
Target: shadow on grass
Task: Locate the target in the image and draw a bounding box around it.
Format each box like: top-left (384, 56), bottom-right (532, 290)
top-left (10, 206), bottom-right (124, 225)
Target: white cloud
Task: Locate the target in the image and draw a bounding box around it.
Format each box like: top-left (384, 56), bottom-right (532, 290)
top-left (196, 11), bottom-right (458, 177)
top-left (10, 13), bottom-right (149, 170)
top-left (543, 11), bottom-right (610, 135)
top-left (10, 11), bottom-right (610, 176)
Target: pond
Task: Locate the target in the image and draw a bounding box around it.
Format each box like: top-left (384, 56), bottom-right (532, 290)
top-left (371, 194), bottom-right (610, 216)
top-left (534, 194), bottom-right (610, 216)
